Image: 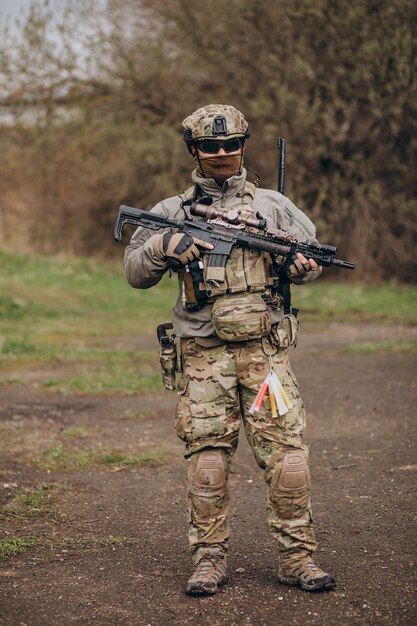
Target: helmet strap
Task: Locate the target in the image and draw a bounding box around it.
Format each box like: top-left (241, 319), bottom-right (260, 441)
top-left (194, 149), bottom-right (207, 178)
top-left (238, 151), bottom-right (244, 175)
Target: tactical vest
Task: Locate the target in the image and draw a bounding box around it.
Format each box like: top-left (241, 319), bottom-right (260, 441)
top-left (178, 182), bottom-right (284, 342)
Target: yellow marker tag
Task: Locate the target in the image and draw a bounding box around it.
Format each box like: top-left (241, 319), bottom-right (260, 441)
top-left (269, 390), bottom-right (278, 418)
top-left (279, 386), bottom-right (292, 409)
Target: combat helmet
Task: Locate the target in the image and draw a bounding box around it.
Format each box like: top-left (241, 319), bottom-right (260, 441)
top-left (182, 104), bottom-right (250, 153)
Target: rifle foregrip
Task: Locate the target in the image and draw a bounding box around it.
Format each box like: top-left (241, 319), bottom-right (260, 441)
top-left (244, 237), bottom-right (290, 256)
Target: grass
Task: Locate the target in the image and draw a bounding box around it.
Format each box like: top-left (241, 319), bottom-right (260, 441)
top-left (41, 367), bottom-right (161, 395)
top-left (100, 450), bottom-right (168, 466)
top-left (0, 250), bottom-right (177, 339)
top-left (36, 445), bottom-right (96, 470)
top-left (293, 282), bottom-right (417, 323)
top-left (0, 483), bottom-right (59, 517)
top-left (63, 426), bottom-right (88, 438)
top-left (52, 535), bottom-right (140, 551)
top-left (0, 535), bottom-right (139, 560)
top-left (342, 340), bottom-right (417, 354)
top-left (35, 444), bottom-right (170, 471)
top-left (0, 250), bottom-right (416, 395)
top-left (0, 537), bottom-right (37, 559)
top-left (0, 250), bottom-right (176, 394)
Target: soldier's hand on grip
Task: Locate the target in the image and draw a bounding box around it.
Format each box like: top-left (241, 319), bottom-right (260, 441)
top-left (152, 232), bottom-right (213, 265)
top-left (287, 252), bottom-right (319, 277)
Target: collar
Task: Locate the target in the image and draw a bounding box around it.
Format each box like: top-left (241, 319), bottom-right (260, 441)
top-left (191, 168), bottom-right (248, 202)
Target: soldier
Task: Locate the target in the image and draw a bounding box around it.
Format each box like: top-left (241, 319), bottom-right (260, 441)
top-left (124, 104), bottom-right (336, 595)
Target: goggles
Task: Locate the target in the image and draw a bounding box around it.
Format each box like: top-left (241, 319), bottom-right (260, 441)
top-left (195, 137), bottom-right (244, 154)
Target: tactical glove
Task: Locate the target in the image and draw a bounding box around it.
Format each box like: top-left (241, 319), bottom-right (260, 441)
top-left (286, 252), bottom-right (319, 277)
top-left (286, 252), bottom-right (321, 284)
top-left (152, 232), bottom-right (211, 265)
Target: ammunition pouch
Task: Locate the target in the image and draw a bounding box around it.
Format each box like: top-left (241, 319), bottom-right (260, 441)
top-left (270, 313), bottom-right (299, 349)
top-left (157, 323), bottom-right (177, 391)
top-left (212, 292), bottom-right (271, 342)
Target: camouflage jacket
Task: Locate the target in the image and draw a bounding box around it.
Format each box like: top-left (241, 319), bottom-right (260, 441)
top-left (124, 168), bottom-right (321, 338)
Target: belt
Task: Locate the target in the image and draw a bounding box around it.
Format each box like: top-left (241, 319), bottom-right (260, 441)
top-left (181, 334), bottom-right (277, 353)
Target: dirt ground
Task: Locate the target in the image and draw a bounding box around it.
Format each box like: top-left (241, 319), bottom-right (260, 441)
top-left (0, 322), bottom-right (416, 626)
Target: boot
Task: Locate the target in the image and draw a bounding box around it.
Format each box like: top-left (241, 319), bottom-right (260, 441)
top-left (278, 554), bottom-right (336, 592)
top-left (186, 547), bottom-right (228, 596)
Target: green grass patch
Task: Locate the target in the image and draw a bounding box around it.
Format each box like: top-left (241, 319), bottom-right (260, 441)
top-left (53, 536), bottom-right (140, 552)
top-left (63, 426), bottom-right (88, 438)
top-left (0, 483), bottom-right (59, 517)
top-left (41, 368), bottom-right (161, 395)
top-left (0, 294), bottom-right (58, 321)
top-left (0, 378), bottom-right (22, 386)
top-left (0, 535), bottom-right (139, 560)
top-left (1, 341), bottom-right (157, 368)
top-left (35, 444), bottom-right (170, 471)
top-left (342, 340), bottom-right (417, 354)
top-left (8, 485), bottom-right (47, 512)
top-left (1, 341), bottom-right (163, 395)
top-left (293, 282), bottom-right (417, 323)
top-left (0, 251), bottom-right (416, 396)
top-left (0, 537), bottom-right (37, 559)
top-left (0, 250), bottom-right (177, 339)
top-left (35, 445), bottom-right (96, 470)
top-left (101, 450), bottom-right (169, 466)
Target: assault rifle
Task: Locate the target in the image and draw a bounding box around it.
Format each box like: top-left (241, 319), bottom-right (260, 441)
top-left (114, 199), bottom-right (354, 270)
top-left (115, 198), bottom-right (355, 310)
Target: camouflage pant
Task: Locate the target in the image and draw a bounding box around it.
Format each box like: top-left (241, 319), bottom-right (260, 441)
top-left (175, 337), bottom-right (317, 565)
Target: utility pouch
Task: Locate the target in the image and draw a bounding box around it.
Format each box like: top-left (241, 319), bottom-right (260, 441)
top-left (270, 313), bottom-right (299, 349)
top-left (157, 323), bottom-right (177, 391)
top-left (212, 292), bottom-right (271, 342)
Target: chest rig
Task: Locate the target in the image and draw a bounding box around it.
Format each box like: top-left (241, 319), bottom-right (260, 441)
top-left (178, 182), bottom-right (284, 342)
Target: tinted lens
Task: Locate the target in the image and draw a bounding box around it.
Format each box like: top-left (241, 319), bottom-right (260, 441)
top-left (197, 139), bottom-right (242, 154)
top-left (197, 140), bottom-right (221, 154)
top-left (223, 138), bottom-right (242, 153)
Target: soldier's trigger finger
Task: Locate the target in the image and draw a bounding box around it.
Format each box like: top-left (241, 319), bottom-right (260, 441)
top-left (193, 238), bottom-right (214, 251)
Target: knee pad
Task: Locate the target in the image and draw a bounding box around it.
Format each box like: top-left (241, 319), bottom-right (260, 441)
top-left (270, 449), bottom-right (311, 519)
top-left (276, 449), bottom-right (310, 493)
top-left (189, 449), bottom-right (227, 497)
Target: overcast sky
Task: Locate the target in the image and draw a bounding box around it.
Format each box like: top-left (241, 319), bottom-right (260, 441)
top-left (0, 0), bottom-right (31, 25)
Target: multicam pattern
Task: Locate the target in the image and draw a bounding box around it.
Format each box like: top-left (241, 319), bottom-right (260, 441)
top-left (175, 338), bottom-right (317, 565)
top-left (200, 196), bottom-right (279, 341)
top-left (211, 292), bottom-right (271, 342)
top-left (202, 205), bottom-right (271, 293)
top-left (182, 104), bottom-right (249, 141)
top-left (159, 344), bottom-right (177, 391)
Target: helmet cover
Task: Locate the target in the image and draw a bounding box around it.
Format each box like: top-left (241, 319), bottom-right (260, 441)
top-left (182, 104), bottom-right (249, 145)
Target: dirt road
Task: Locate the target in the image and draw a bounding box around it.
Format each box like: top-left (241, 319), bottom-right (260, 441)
top-left (0, 322), bottom-right (416, 625)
